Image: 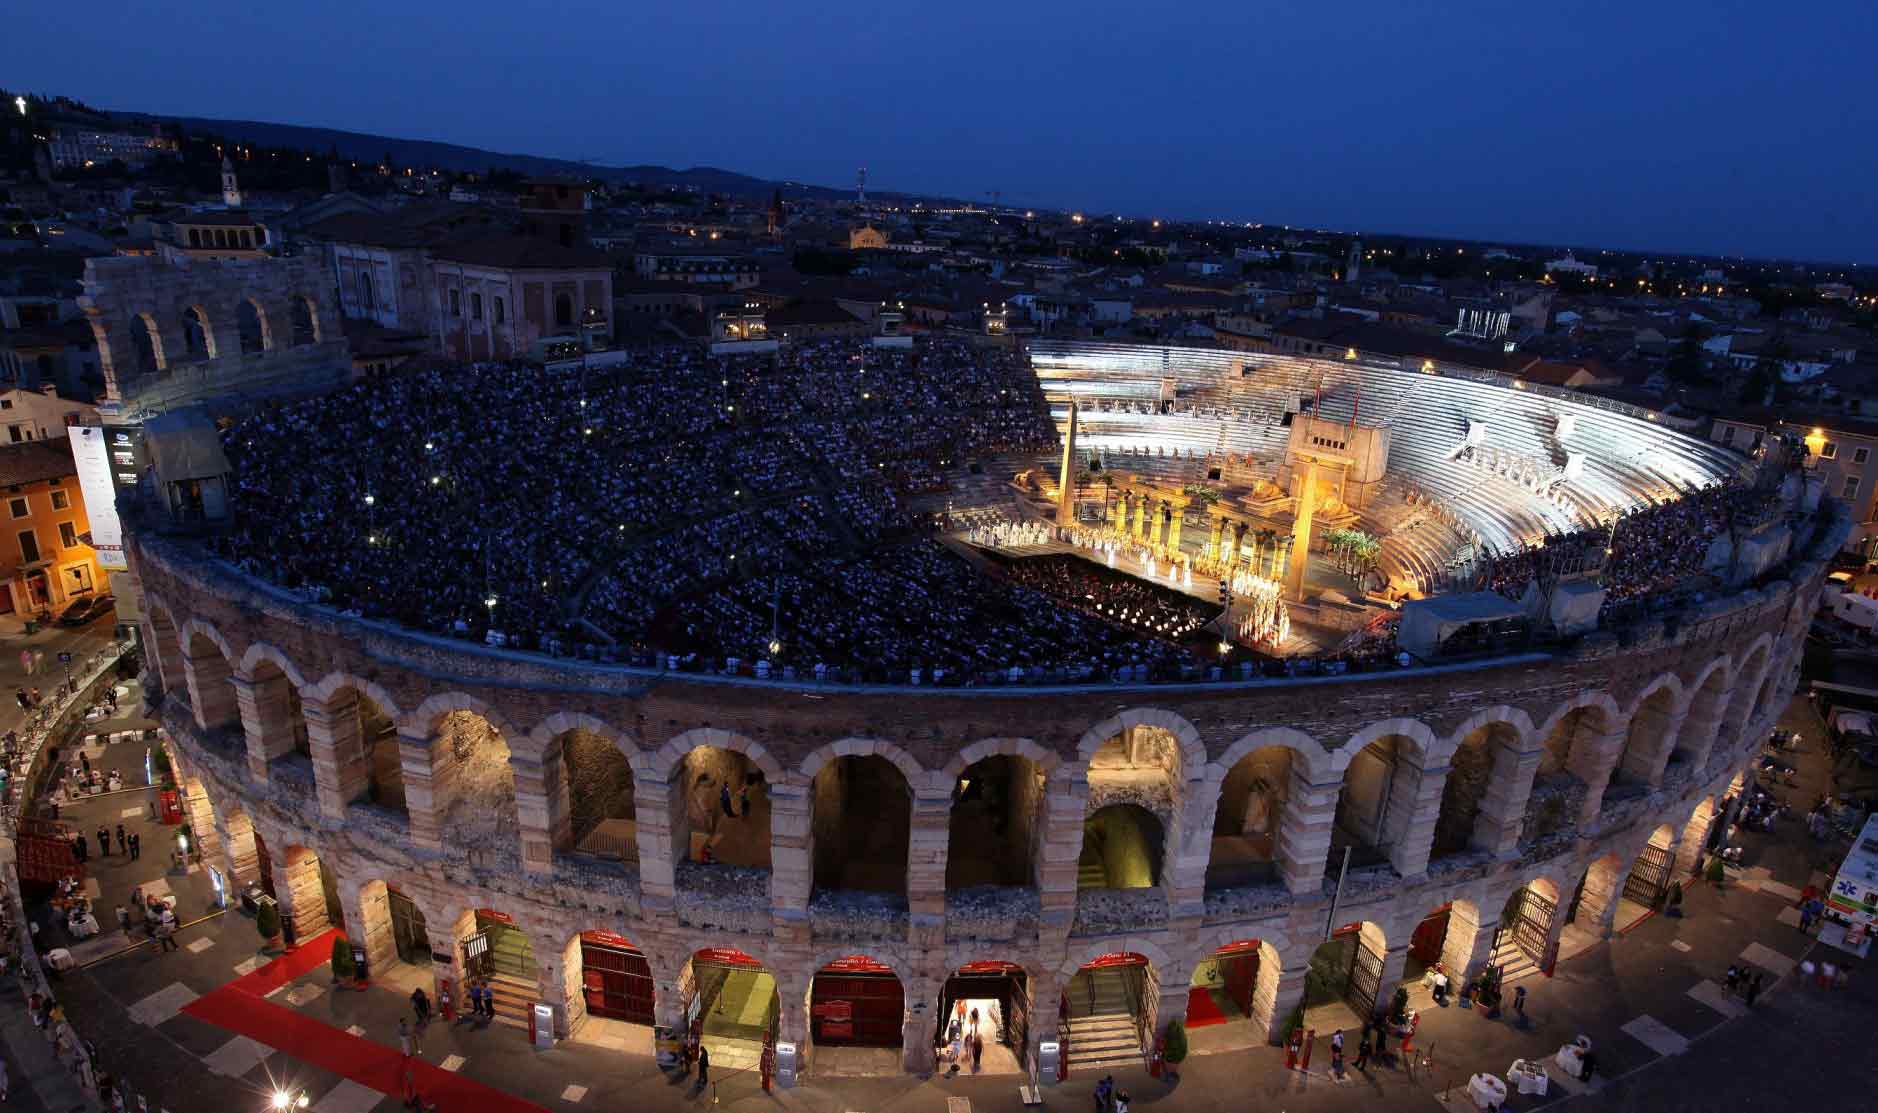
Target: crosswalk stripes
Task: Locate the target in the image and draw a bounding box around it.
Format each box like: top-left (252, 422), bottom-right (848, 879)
top-left (1686, 979), bottom-right (1748, 1019)
top-left (309, 1079), bottom-right (383, 1113)
top-left (1620, 1014), bottom-right (1690, 1057)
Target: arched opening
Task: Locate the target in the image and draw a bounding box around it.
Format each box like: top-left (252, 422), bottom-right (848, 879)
top-left (557, 728), bottom-right (636, 863)
top-left (222, 807), bottom-right (260, 888)
top-left (1330, 735), bottom-right (1417, 872)
top-left (1186, 939), bottom-right (1280, 1046)
top-left (1615, 824), bottom-right (1677, 932)
top-left (144, 605), bottom-right (184, 697)
top-left (1676, 668), bottom-right (1728, 767)
top-left (1431, 723), bottom-right (1512, 860)
top-left (246, 659), bottom-right (311, 787)
top-left (684, 948), bottom-right (778, 1073)
top-left (1208, 746), bottom-right (1291, 889)
top-left (1064, 952), bottom-right (1153, 1072)
top-left (181, 305), bottom-right (213, 360)
top-left (555, 291), bottom-right (575, 328)
top-left (278, 845), bottom-right (342, 945)
top-left (434, 710), bottom-right (516, 861)
top-left (810, 955), bottom-right (904, 1055)
top-left (1079, 804), bottom-right (1163, 889)
top-left (947, 754), bottom-right (1043, 890)
top-left (181, 630), bottom-right (239, 734)
top-left (1305, 922), bottom-right (1387, 1029)
top-left (237, 298), bottom-right (268, 353)
top-left (323, 687), bottom-right (405, 817)
top-left (290, 296), bottom-right (318, 345)
top-left (458, 908), bottom-right (535, 1026)
top-left (358, 270), bottom-right (376, 312)
top-left (1611, 686), bottom-right (1678, 798)
top-left (811, 754), bottom-right (910, 895)
top-left (1493, 878), bottom-right (1559, 978)
top-left (936, 961), bottom-right (1031, 1075)
top-left (671, 745), bottom-right (770, 872)
top-left (1677, 797), bottom-right (1718, 877)
top-left (1527, 706), bottom-right (1606, 842)
top-left (129, 313), bottom-right (163, 374)
top-left (1405, 898), bottom-right (1481, 1002)
top-left (1564, 853), bottom-right (1625, 956)
top-left (354, 880), bottom-right (429, 977)
top-left (1722, 648), bottom-right (1769, 753)
top-left (567, 930), bottom-right (655, 1031)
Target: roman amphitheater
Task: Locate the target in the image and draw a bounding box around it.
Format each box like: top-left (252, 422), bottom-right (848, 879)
top-left (126, 336), bottom-right (1842, 1081)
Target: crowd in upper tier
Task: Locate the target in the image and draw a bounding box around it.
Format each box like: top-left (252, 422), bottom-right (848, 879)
top-left (212, 337), bottom-right (1197, 679)
top-left (1479, 480), bottom-right (1784, 608)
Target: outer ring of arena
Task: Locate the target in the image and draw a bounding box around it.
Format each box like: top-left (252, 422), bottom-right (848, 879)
top-left (129, 493), bottom-right (1844, 1077)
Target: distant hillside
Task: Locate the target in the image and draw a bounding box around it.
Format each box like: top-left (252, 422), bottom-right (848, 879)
top-left (117, 112), bottom-right (920, 205)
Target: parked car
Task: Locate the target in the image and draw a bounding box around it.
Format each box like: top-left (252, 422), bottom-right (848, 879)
top-left (56, 594), bottom-right (114, 627)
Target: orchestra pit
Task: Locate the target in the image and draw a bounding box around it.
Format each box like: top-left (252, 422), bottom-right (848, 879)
top-left (124, 335), bottom-right (1842, 1081)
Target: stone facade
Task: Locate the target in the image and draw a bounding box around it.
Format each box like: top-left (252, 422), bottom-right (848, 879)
top-left (132, 502), bottom-right (1843, 1077)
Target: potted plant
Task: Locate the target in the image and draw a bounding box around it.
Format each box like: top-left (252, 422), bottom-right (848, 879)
top-left (1389, 986), bottom-right (1410, 1026)
top-left (1162, 1019), bottom-right (1188, 1081)
top-left (255, 901), bottom-right (282, 953)
top-left (330, 935), bottom-right (355, 986)
top-left (1706, 856), bottom-right (1726, 887)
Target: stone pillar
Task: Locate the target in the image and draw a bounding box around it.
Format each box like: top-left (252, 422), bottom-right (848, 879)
top-left (1569, 724), bottom-right (1626, 826)
top-left (635, 777), bottom-right (678, 914)
top-left (430, 913), bottom-right (471, 1017)
top-left (1109, 496), bottom-right (1126, 534)
top-left (769, 781), bottom-right (813, 931)
top-left (1681, 689), bottom-right (1732, 773)
top-left (1441, 906), bottom-right (1497, 983)
top-left (775, 973), bottom-right (810, 1050)
top-left (181, 641), bottom-right (238, 732)
top-left (1276, 771), bottom-right (1340, 896)
top-left (1263, 964), bottom-right (1307, 1044)
top-left (907, 792), bottom-right (950, 948)
top-left (901, 976), bottom-right (938, 1074)
top-left (1576, 862), bottom-right (1622, 940)
top-left (1037, 773), bottom-right (1089, 932)
top-left (1385, 758), bottom-right (1447, 879)
top-left (303, 692), bottom-right (371, 821)
top-left (1537, 897), bottom-right (1567, 975)
top-left (399, 726), bottom-right (446, 850)
top-left (537, 939), bottom-right (578, 1039)
top-left (1165, 510), bottom-right (1182, 554)
top-left (1674, 802), bottom-right (1715, 878)
top-left (216, 811), bottom-right (258, 885)
top-left (1153, 959), bottom-right (1194, 1039)
top-left (182, 780), bottom-right (222, 865)
top-left (1373, 942), bottom-right (1412, 1020)
top-left (233, 672), bottom-right (295, 783)
top-left (1168, 775), bottom-right (1213, 919)
top-left (345, 882), bottom-right (398, 976)
top-left (1475, 744), bottom-right (1543, 857)
top-left (513, 754), bottom-right (556, 877)
top-left (1205, 517), bottom-right (1224, 562)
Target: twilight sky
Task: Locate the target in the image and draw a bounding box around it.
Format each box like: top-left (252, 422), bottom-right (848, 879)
top-left (8, 2), bottom-right (1877, 262)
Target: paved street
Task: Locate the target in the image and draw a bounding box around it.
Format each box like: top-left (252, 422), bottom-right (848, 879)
top-left (9, 683), bottom-right (1874, 1112)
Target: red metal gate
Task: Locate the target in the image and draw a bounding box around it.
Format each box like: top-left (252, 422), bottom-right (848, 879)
top-left (812, 955), bottom-right (903, 1048)
top-left (580, 931), bottom-right (655, 1025)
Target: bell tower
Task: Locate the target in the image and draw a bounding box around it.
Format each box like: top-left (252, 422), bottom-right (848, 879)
top-left (221, 155), bottom-right (242, 209)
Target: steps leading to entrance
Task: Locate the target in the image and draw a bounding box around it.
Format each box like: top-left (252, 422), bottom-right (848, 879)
top-left (1077, 861), bottom-right (1108, 888)
top-left (481, 972), bottom-right (536, 1028)
top-left (1065, 1013), bottom-right (1142, 1072)
top-left (1490, 938), bottom-right (1541, 984)
top-left (702, 1036), bottom-right (763, 1074)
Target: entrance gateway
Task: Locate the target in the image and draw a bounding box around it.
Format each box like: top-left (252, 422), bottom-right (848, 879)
top-left (1624, 841), bottom-right (1673, 908)
top-left (935, 961), bottom-right (1030, 1067)
top-left (387, 886), bottom-right (429, 965)
top-left (687, 948), bottom-right (778, 1075)
top-left (811, 955), bottom-right (903, 1048)
top-left (579, 931), bottom-right (654, 1025)
top-left (1186, 940), bottom-right (1259, 1028)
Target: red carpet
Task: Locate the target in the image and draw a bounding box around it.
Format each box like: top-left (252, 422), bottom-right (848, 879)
top-left (1184, 986), bottom-right (1227, 1028)
top-left (181, 928), bottom-right (548, 1113)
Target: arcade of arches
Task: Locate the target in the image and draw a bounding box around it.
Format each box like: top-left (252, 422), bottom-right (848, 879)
top-left (147, 606), bottom-right (1788, 1077)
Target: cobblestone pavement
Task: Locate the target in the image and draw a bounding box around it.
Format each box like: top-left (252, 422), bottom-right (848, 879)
top-left (9, 688), bottom-right (1873, 1112)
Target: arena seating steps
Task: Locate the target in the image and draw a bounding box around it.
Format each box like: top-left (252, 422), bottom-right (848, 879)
top-left (1065, 974), bottom-right (1145, 1072)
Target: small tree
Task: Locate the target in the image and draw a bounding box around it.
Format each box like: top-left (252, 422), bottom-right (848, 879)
top-left (330, 935), bottom-right (356, 981)
top-left (1389, 986), bottom-right (1410, 1024)
top-left (1162, 1018), bottom-right (1188, 1064)
top-left (1278, 1001), bottom-right (1305, 1046)
top-left (1706, 856), bottom-right (1726, 886)
top-left (255, 901), bottom-right (281, 946)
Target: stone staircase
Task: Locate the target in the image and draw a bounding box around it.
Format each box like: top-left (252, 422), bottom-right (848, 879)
top-left (1489, 935), bottom-right (1543, 985)
top-left (1065, 974), bottom-right (1143, 1073)
top-left (702, 1033), bottom-right (764, 1074)
top-left (481, 929), bottom-right (538, 1028)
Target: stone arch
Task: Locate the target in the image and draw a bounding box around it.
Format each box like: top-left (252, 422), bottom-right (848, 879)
top-left (1675, 795), bottom-right (1719, 877)
top-left (941, 736), bottom-right (1061, 781)
top-left (142, 593), bottom-right (185, 695)
top-left (1079, 802), bottom-right (1164, 888)
top-left (1675, 656), bottom-right (1731, 767)
top-left (1530, 691), bottom-right (1620, 825)
top-left (808, 945), bottom-right (913, 987)
top-left (523, 711), bottom-right (637, 765)
top-left (181, 303), bottom-right (215, 360)
top-left (1724, 634), bottom-right (1774, 744)
top-left (277, 844), bottom-right (339, 942)
top-left (645, 727), bottom-right (784, 785)
top-left (237, 297), bottom-right (270, 353)
top-left (1056, 936), bottom-right (1177, 981)
top-left (236, 641), bottom-right (310, 692)
top-left (537, 720), bottom-right (639, 864)
top-left (1186, 932), bottom-right (1290, 1042)
top-left (241, 652), bottom-right (310, 780)
top-left (1335, 717), bottom-right (1442, 772)
top-left (130, 311), bottom-right (165, 373)
top-left (1431, 710), bottom-right (1530, 861)
top-left (946, 747), bottom-right (1048, 889)
top-left (655, 728), bottom-right (780, 876)
top-left (179, 617), bottom-right (239, 731)
top-left (403, 690), bottom-right (523, 745)
top-left (811, 750), bottom-right (914, 895)
top-left (800, 737), bottom-right (929, 792)
top-left (1207, 730), bottom-right (1316, 891)
top-left (304, 671), bottom-right (404, 724)
top-left (1075, 708), bottom-right (1208, 784)
top-left (1212, 726), bottom-right (1328, 784)
top-left (1614, 673), bottom-right (1683, 790)
top-left (291, 295), bottom-right (320, 345)
top-left (1328, 723), bottom-right (1432, 874)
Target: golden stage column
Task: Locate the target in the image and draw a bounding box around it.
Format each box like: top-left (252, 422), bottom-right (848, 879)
top-left (1109, 492), bottom-right (1126, 533)
top-left (1056, 401), bottom-right (1079, 527)
top-left (1284, 459), bottom-right (1317, 601)
top-left (1205, 517), bottom-right (1223, 563)
top-left (1165, 505), bottom-right (1183, 554)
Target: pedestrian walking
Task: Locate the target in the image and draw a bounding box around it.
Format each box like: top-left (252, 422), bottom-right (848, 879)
top-left (1745, 972), bottom-right (1763, 1007)
top-left (697, 1043), bottom-right (710, 1086)
top-left (1330, 1028), bottom-right (1345, 1078)
top-left (1094, 1074), bottom-right (1114, 1113)
top-left (72, 834), bottom-right (86, 864)
top-left (127, 833), bottom-right (140, 861)
top-left (1513, 985), bottom-right (1527, 1020)
top-left (115, 905), bottom-right (130, 938)
top-left (411, 987), bottom-right (430, 1025)
top-left (114, 825), bottom-right (126, 854)
top-left (96, 827), bottom-right (109, 857)
top-left (155, 921), bottom-right (177, 953)
top-left (1799, 901), bottom-right (1816, 934)
top-left (720, 783), bottom-right (734, 818)
top-left (738, 784), bottom-right (751, 818)
top-left (398, 1018), bottom-right (413, 1058)
top-left (1354, 1031), bottom-right (1372, 1071)
top-left (1724, 964), bottom-right (1741, 994)
top-left (79, 752), bottom-right (90, 777)
top-left (1113, 1090), bottom-right (1130, 1113)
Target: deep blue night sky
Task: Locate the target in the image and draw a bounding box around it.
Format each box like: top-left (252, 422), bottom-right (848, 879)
top-left (7, 2), bottom-right (1877, 262)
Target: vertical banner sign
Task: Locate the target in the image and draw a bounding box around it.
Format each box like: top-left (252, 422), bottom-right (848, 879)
top-left (70, 427), bottom-right (127, 570)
